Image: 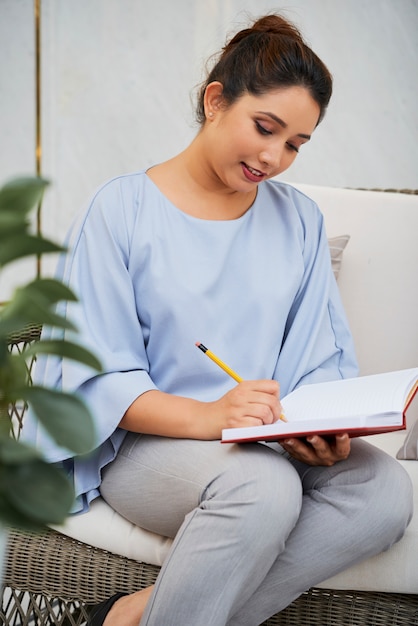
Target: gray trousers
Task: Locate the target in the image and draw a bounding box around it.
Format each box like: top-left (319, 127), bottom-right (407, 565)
top-left (100, 434), bottom-right (413, 626)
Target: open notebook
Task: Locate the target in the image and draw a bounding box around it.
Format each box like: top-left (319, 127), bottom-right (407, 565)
top-left (222, 368), bottom-right (418, 444)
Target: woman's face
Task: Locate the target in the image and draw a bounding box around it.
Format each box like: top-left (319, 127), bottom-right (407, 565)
top-left (204, 85), bottom-right (321, 193)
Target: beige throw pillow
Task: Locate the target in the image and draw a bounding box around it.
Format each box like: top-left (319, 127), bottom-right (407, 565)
top-left (396, 394), bottom-right (418, 460)
top-left (328, 235), bottom-right (350, 280)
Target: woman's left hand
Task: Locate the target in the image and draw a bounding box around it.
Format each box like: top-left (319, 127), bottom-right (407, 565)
top-left (281, 433), bottom-right (351, 466)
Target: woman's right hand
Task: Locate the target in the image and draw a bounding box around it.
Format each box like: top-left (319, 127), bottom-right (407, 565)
top-left (208, 379), bottom-right (283, 434)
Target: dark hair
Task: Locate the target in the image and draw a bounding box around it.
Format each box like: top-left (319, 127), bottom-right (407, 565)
top-left (196, 14), bottom-right (333, 125)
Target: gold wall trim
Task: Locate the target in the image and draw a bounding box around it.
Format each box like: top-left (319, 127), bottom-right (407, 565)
top-left (35, 0), bottom-right (42, 276)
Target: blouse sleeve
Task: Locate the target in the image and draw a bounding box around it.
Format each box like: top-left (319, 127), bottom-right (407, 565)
top-left (273, 192), bottom-right (358, 395)
top-left (24, 175), bottom-right (157, 465)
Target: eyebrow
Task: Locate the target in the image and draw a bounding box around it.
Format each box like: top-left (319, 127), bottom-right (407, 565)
top-left (256, 111), bottom-right (311, 140)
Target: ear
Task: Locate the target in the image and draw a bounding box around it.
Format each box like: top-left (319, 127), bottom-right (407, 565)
top-left (204, 81), bottom-right (225, 119)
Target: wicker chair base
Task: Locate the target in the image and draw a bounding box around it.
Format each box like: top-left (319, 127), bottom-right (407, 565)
top-left (1, 528), bottom-right (418, 626)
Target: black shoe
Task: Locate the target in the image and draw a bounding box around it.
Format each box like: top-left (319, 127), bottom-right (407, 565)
top-left (88, 592), bottom-right (128, 625)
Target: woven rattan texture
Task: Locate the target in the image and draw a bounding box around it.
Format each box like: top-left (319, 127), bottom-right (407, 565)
top-left (4, 528), bottom-right (417, 625)
top-left (7, 323), bottom-right (42, 345)
top-left (4, 529), bottom-right (160, 601)
top-left (1, 589), bottom-right (88, 625)
top-left (2, 528), bottom-right (418, 626)
top-left (353, 188), bottom-right (418, 194)
top-left (6, 324), bottom-right (42, 438)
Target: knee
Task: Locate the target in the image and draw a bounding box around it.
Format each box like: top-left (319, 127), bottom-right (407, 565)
top-left (376, 456), bottom-right (413, 543)
top-left (249, 456), bottom-right (303, 526)
top-left (353, 441), bottom-right (413, 547)
top-left (206, 445), bottom-right (303, 543)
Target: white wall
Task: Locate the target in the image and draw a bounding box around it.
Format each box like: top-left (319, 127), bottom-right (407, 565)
top-left (1, 0), bottom-right (417, 297)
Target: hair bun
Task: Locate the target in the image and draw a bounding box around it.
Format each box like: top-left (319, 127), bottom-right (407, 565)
top-left (227, 14), bottom-right (303, 47)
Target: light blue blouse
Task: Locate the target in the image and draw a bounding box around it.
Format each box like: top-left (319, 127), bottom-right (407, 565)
top-left (23, 171), bottom-right (358, 513)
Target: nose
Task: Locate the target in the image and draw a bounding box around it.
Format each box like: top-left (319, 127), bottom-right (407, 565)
top-left (259, 142), bottom-right (284, 172)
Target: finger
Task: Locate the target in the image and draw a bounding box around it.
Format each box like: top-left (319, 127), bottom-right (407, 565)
top-left (306, 435), bottom-right (347, 463)
top-left (334, 433), bottom-right (351, 458)
top-left (306, 435), bottom-right (331, 457)
top-left (282, 437), bottom-right (336, 466)
top-left (300, 434), bottom-right (350, 464)
top-left (231, 381), bottom-right (282, 424)
top-left (246, 402), bottom-right (276, 425)
top-left (242, 379), bottom-right (280, 396)
top-left (281, 438), bottom-right (318, 463)
top-left (227, 415), bottom-right (266, 429)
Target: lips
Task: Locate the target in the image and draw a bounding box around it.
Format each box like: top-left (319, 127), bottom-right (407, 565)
top-left (241, 162), bottom-right (266, 182)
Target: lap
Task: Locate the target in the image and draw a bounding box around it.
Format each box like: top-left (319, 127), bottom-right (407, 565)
top-left (100, 434), bottom-right (412, 539)
top-left (100, 433), bottom-right (301, 537)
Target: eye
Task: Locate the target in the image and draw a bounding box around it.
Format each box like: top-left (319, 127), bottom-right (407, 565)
top-left (286, 142), bottom-right (299, 153)
top-left (255, 121), bottom-right (272, 136)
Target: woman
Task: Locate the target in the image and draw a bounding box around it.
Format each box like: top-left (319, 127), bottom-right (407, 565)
top-left (26, 13), bottom-right (412, 626)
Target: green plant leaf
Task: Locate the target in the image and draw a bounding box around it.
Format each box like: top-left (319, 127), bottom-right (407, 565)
top-left (0, 494), bottom-right (46, 531)
top-left (0, 278), bottom-right (79, 338)
top-left (0, 352), bottom-right (27, 387)
top-left (23, 278), bottom-right (77, 305)
top-left (21, 386), bottom-right (96, 454)
top-left (0, 459), bottom-right (74, 526)
top-left (0, 287), bottom-right (77, 336)
top-left (0, 340), bottom-right (8, 367)
top-left (0, 175), bottom-right (102, 531)
top-left (0, 233), bottom-right (63, 266)
top-left (0, 353), bottom-right (27, 413)
top-left (0, 176), bottom-right (48, 214)
top-left (0, 436), bottom-right (42, 463)
top-left (0, 215), bottom-right (28, 233)
top-left (25, 340), bottom-right (102, 372)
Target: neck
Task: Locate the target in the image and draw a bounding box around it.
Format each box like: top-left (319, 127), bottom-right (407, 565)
top-left (147, 136), bottom-right (257, 220)
top-left (176, 138), bottom-right (257, 218)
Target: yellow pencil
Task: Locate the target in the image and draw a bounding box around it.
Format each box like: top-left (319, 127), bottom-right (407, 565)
top-left (195, 342), bottom-right (286, 421)
top-left (196, 342), bottom-right (243, 382)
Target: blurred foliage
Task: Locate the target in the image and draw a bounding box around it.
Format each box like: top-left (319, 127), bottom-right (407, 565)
top-left (0, 177), bottom-right (101, 530)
